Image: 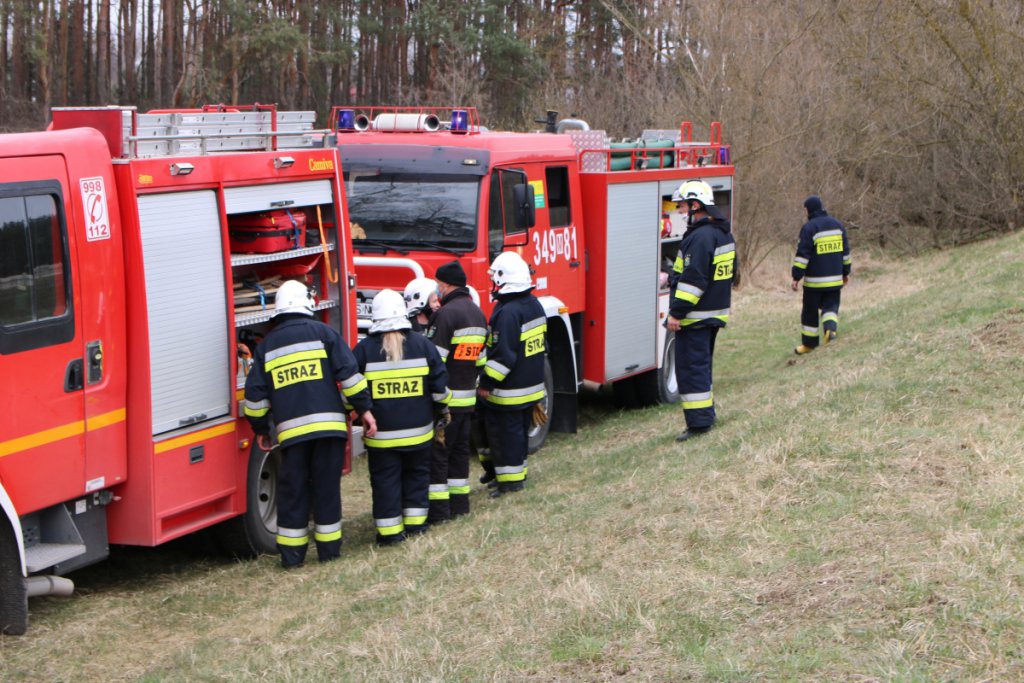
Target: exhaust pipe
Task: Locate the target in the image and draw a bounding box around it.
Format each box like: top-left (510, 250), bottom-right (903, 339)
top-left (26, 575), bottom-right (75, 598)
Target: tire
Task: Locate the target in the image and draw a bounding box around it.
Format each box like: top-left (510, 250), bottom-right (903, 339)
top-left (657, 333), bottom-right (680, 404)
top-left (0, 522), bottom-right (28, 636)
top-left (527, 356), bottom-right (554, 454)
top-left (616, 334), bottom-right (679, 408)
top-left (214, 442), bottom-right (280, 558)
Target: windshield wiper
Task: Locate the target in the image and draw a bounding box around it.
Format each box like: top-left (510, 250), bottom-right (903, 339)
top-left (353, 238), bottom-right (409, 255)
top-left (407, 241), bottom-right (465, 256)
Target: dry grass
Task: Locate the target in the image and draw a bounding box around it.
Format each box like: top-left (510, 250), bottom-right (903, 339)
top-left (3, 232), bottom-right (1024, 681)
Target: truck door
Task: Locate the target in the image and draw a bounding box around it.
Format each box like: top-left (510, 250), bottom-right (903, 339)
top-left (0, 158), bottom-right (85, 514)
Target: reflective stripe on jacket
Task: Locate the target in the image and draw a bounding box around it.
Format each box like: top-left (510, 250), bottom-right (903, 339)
top-left (668, 216), bottom-right (736, 328)
top-left (353, 330), bottom-right (450, 450)
top-left (792, 211), bottom-right (851, 288)
top-left (243, 314), bottom-right (371, 448)
top-left (480, 291), bottom-right (547, 410)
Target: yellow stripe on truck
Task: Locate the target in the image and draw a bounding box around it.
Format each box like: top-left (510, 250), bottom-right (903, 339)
top-left (0, 408), bottom-right (126, 459)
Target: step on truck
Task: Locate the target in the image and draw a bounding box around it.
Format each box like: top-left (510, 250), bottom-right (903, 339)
top-left (324, 105), bottom-right (734, 450)
top-left (0, 104), bottom-right (357, 635)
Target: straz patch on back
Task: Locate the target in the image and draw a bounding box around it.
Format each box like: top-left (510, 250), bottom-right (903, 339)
top-left (524, 335), bottom-right (546, 357)
top-left (816, 235), bottom-right (843, 254)
top-left (272, 360), bottom-right (323, 389)
top-left (372, 377), bottom-right (424, 399)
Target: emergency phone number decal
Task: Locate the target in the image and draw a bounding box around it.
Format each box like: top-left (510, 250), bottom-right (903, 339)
top-left (532, 225), bottom-right (578, 266)
top-left (80, 177), bottom-right (111, 242)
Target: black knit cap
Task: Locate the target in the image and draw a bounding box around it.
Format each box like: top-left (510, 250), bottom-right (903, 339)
top-left (804, 195), bottom-right (824, 213)
top-left (435, 259), bottom-right (467, 287)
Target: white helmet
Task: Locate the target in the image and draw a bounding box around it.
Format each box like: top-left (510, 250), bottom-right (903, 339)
top-left (467, 286), bottom-right (481, 306)
top-left (671, 180), bottom-right (715, 206)
top-left (489, 251), bottom-right (533, 295)
top-left (403, 277), bottom-right (438, 317)
top-left (273, 280), bottom-right (315, 317)
top-left (369, 289), bottom-right (412, 334)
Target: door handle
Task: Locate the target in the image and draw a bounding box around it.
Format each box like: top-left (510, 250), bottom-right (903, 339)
top-left (86, 340), bottom-right (104, 385)
top-left (65, 359), bottom-right (84, 392)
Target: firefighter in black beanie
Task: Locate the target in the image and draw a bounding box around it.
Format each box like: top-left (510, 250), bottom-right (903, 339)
top-left (425, 260), bottom-right (488, 521)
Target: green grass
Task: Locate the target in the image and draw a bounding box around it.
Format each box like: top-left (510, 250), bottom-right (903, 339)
top-left (3, 231), bottom-right (1024, 681)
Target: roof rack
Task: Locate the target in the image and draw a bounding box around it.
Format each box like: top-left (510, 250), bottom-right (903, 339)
top-left (50, 104), bottom-right (327, 159)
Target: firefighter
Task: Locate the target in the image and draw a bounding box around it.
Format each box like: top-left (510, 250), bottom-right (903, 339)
top-left (791, 195), bottom-right (851, 354)
top-left (666, 180), bottom-right (736, 442)
top-left (403, 276), bottom-right (440, 333)
top-left (354, 289), bottom-right (451, 545)
top-left (243, 280), bottom-right (376, 569)
top-left (479, 251), bottom-right (547, 497)
top-left (424, 260), bottom-right (488, 522)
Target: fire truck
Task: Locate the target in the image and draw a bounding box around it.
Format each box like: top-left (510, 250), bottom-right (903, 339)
top-left (0, 105), bottom-right (357, 635)
top-left (325, 105), bottom-right (734, 449)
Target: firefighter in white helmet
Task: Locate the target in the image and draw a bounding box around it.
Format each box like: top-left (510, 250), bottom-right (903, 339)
top-left (478, 251), bottom-right (547, 497)
top-left (243, 280), bottom-right (376, 568)
top-left (665, 180), bottom-right (736, 442)
top-left (353, 289), bottom-right (451, 545)
top-left (403, 276), bottom-right (440, 332)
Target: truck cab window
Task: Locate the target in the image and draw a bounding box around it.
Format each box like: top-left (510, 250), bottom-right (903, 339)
top-left (545, 166), bottom-right (571, 227)
top-left (488, 169), bottom-right (527, 257)
top-left (0, 186), bottom-right (73, 354)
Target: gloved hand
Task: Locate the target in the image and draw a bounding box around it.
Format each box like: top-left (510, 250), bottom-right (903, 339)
top-left (531, 402), bottom-right (548, 428)
top-left (433, 406), bottom-right (452, 445)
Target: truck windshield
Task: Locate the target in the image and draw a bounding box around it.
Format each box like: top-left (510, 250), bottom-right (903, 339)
top-left (344, 171), bottom-right (479, 251)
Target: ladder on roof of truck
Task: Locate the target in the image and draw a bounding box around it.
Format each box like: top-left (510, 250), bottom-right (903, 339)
top-left (51, 103), bottom-right (327, 159)
top-left (568, 121), bottom-right (732, 173)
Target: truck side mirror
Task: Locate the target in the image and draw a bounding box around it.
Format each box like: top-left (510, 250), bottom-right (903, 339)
top-left (512, 183), bottom-right (536, 230)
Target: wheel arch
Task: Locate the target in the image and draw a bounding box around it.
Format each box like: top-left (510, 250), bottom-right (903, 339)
top-left (0, 482), bottom-right (26, 577)
top-left (536, 295), bottom-right (579, 395)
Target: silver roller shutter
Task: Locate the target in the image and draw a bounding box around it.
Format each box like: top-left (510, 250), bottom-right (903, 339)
top-left (223, 179), bottom-right (333, 215)
top-left (138, 191), bottom-right (231, 434)
top-left (604, 182), bottom-right (659, 381)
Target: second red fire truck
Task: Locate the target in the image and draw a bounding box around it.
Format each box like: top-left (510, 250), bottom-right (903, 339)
top-left (325, 105), bottom-right (735, 450)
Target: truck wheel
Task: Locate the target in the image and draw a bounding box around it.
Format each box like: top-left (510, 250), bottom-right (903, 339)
top-left (527, 357), bottom-right (554, 454)
top-left (657, 333), bottom-right (680, 404)
top-left (214, 442), bottom-right (280, 558)
top-left (0, 523), bottom-right (28, 635)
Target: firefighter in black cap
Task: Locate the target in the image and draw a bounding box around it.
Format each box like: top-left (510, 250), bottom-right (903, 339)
top-left (791, 195), bottom-right (851, 354)
top-left (425, 260), bottom-right (488, 521)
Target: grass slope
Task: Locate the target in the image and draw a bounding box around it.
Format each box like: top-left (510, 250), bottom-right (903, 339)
top-left (2, 232), bottom-right (1023, 681)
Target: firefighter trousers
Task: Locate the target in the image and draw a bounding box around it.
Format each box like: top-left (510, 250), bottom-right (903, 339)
top-left (276, 437), bottom-right (345, 567)
top-left (675, 326), bottom-right (719, 430)
top-left (367, 445), bottom-right (431, 544)
top-left (485, 406), bottom-right (531, 491)
top-left (801, 288), bottom-right (841, 348)
top-left (429, 411), bottom-right (473, 522)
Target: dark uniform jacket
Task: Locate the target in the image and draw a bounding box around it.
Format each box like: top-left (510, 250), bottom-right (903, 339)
top-left (353, 331), bottom-right (450, 450)
top-left (669, 215), bottom-right (736, 328)
top-left (791, 209), bottom-right (851, 289)
top-left (426, 287), bottom-right (488, 413)
top-left (243, 314), bottom-right (371, 448)
top-left (480, 290), bottom-right (546, 410)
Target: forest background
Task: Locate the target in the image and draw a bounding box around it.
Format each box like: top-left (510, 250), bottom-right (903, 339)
top-left (2, 0), bottom-right (1022, 277)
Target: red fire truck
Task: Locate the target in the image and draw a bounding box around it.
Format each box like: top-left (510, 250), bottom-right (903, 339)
top-left (0, 105), bottom-right (356, 635)
top-left (325, 105), bottom-right (735, 449)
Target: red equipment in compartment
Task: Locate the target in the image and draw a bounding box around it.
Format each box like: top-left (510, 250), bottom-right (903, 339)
top-left (229, 209), bottom-right (306, 253)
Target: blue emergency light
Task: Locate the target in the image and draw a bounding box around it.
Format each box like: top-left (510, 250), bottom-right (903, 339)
top-left (337, 109), bottom-right (356, 132)
top-left (718, 147), bottom-right (730, 165)
top-left (450, 109), bottom-right (468, 134)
